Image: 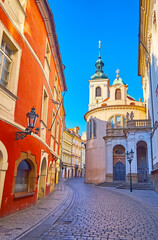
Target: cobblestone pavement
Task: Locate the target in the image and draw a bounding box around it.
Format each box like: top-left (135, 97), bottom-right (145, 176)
top-left (21, 178), bottom-right (158, 240)
top-left (0, 180), bottom-right (73, 240)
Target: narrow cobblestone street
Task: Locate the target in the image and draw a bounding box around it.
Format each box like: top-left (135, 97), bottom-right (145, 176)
top-left (14, 178), bottom-right (158, 240)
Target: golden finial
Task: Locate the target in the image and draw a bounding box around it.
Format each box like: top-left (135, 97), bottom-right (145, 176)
top-left (116, 69), bottom-right (119, 79)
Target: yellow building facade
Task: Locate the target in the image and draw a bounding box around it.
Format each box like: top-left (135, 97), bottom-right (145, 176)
top-left (69, 127), bottom-right (82, 177)
top-left (62, 128), bottom-right (73, 178)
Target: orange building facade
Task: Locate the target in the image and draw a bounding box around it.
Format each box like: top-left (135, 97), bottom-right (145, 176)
top-left (0, 0), bottom-right (67, 217)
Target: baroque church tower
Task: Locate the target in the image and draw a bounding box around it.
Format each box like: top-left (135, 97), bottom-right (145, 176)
top-left (85, 42), bottom-right (151, 185)
top-left (89, 41), bottom-right (109, 110)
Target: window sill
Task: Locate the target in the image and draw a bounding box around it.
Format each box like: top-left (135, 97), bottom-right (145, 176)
top-left (95, 96), bottom-right (102, 99)
top-left (14, 192), bottom-right (35, 199)
top-left (0, 83), bottom-right (18, 101)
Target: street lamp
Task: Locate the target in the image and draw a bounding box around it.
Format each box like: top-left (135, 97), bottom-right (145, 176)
top-left (126, 149), bottom-right (134, 192)
top-left (16, 106), bottom-right (39, 140)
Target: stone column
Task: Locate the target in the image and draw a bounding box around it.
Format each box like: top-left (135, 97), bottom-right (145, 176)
top-left (105, 140), bottom-right (113, 182)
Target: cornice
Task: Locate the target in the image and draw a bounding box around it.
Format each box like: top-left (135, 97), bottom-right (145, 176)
top-left (36, 0), bottom-right (67, 92)
top-left (84, 104), bottom-right (146, 120)
top-left (0, 116), bottom-right (59, 159)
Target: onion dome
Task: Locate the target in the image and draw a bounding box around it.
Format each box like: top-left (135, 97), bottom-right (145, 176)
top-left (91, 41), bottom-right (108, 80)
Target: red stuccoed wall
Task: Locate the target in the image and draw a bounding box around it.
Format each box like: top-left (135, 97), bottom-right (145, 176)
top-left (0, 0), bottom-right (63, 217)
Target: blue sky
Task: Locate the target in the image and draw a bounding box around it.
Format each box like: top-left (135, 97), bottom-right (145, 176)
top-left (48, 0), bottom-right (142, 134)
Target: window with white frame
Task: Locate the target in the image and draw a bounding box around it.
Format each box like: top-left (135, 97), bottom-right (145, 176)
top-left (44, 41), bottom-right (51, 79)
top-left (41, 89), bottom-right (48, 124)
top-left (0, 39), bottom-right (12, 88)
top-left (55, 141), bottom-right (58, 153)
top-left (51, 111), bottom-right (56, 137)
top-left (54, 86), bottom-right (57, 101)
top-left (0, 33), bottom-right (21, 94)
top-left (56, 121), bottom-right (60, 143)
top-left (50, 111), bottom-right (56, 150)
top-left (19, 0), bottom-right (27, 10)
top-left (0, 26), bottom-right (22, 119)
top-left (54, 73), bottom-right (58, 101)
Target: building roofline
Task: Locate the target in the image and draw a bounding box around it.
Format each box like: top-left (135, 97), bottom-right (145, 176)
top-left (36, 0), bottom-right (67, 92)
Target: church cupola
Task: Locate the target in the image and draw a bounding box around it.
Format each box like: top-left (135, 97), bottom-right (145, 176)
top-left (88, 41), bottom-right (109, 111)
top-left (112, 69), bottom-right (125, 86)
top-left (91, 41), bottom-right (108, 80)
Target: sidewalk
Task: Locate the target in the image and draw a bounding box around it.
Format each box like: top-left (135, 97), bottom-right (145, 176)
top-left (97, 185), bottom-right (158, 218)
top-left (0, 179), bottom-right (74, 240)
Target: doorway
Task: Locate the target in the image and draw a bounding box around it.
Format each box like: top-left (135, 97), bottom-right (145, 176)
top-left (137, 141), bottom-right (148, 182)
top-left (113, 145), bottom-right (125, 181)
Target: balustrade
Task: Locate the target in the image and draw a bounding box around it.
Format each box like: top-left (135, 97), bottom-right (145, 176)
top-left (106, 119), bottom-right (151, 137)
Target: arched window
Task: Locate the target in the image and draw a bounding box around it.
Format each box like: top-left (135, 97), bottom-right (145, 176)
top-left (14, 160), bottom-right (31, 193)
top-left (96, 87), bottom-right (101, 97)
top-left (115, 89), bottom-right (121, 100)
top-left (89, 119), bottom-right (96, 139)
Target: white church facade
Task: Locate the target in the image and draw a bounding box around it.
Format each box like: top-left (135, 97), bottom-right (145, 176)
top-left (85, 44), bottom-right (152, 184)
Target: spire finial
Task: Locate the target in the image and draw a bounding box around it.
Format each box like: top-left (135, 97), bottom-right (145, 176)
top-left (116, 69), bottom-right (119, 79)
top-left (98, 40), bottom-right (101, 59)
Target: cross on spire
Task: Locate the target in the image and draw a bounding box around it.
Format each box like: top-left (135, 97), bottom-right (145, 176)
top-left (98, 40), bottom-right (101, 59)
top-left (116, 69), bottom-right (119, 79)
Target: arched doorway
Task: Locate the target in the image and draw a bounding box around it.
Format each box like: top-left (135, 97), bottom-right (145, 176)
top-left (137, 141), bottom-right (148, 182)
top-left (38, 157), bottom-right (47, 199)
top-left (113, 145), bottom-right (125, 181)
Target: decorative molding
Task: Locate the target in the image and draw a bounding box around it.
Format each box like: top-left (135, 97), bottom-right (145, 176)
top-left (0, 84), bottom-right (18, 101)
top-left (85, 105), bottom-right (146, 120)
